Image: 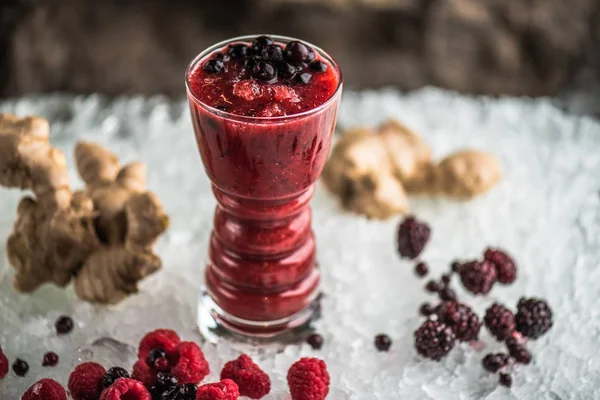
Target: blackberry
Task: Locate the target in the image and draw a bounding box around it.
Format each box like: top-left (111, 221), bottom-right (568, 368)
top-left (414, 320), bottom-right (456, 361)
top-left (147, 348), bottom-right (168, 366)
top-left (515, 297), bottom-right (553, 339)
top-left (505, 338), bottom-right (532, 364)
top-left (484, 303), bottom-right (515, 341)
top-left (306, 333), bottom-right (324, 350)
top-left (177, 383), bottom-right (198, 399)
top-left (482, 353), bottom-right (509, 373)
top-left (425, 280), bottom-right (441, 293)
top-left (396, 216), bottom-right (431, 259)
top-left (414, 262), bottom-right (428, 277)
top-left (459, 260), bottom-right (497, 294)
top-left (484, 248), bottom-right (517, 284)
top-left (102, 366), bottom-right (130, 388)
top-left (261, 44), bottom-right (284, 62)
top-left (55, 315), bottom-right (74, 335)
top-left (374, 334), bottom-right (392, 352)
top-left (12, 358), bottom-right (29, 377)
top-left (419, 303), bottom-right (434, 317)
top-left (439, 287), bottom-right (457, 302)
top-left (42, 352), bottom-right (59, 367)
top-left (437, 301), bottom-right (481, 342)
top-left (156, 372), bottom-right (178, 390)
top-left (499, 373), bottom-right (512, 388)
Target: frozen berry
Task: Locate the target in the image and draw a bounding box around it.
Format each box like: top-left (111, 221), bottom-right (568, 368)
top-left (482, 353), bottom-right (509, 373)
top-left (414, 262), bottom-right (428, 277)
top-left (251, 35), bottom-right (274, 53)
top-left (177, 383), bottom-right (198, 399)
top-left (196, 379), bottom-right (239, 400)
top-left (397, 216), bottom-right (431, 259)
top-left (499, 373), bottom-right (512, 388)
top-left (441, 274), bottom-right (451, 285)
top-left (22, 378), bottom-right (67, 400)
top-left (102, 366), bottom-right (130, 389)
top-left (0, 346), bottom-right (8, 379)
top-left (414, 320), bottom-right (456, 361)
top-left (284, 41), bottom-right (315, 65)
top-left (261, 44), bottom-right (284, 62)
top-left (154, 357), bottom-right (170, 372)
top-left (138, 329), bottom-right (181, 361)
top-left (437, 301), bottom-right (481, 342)
top-left (505, 338), bottom-right (532, 364)
top-left (42, 351), bottom-right (59, 367)
top-left (515, 298), bottom-right (553, 339)
top-left (203, 59), bottom-right (225, 74)
top-left (295, 72), bottom-right (312, 84)
top-left (277, 62), bottom-right (297, 80)
top-left (484, 303), bottom-right (515, 341)
top-left (68, 362), bottom-right (106, 400)
top-left (132, 359), bottom-right (156, 388)
top-left (221, 354), bottom-right (270, 399)
top-left (55, 315), bottom-right (74, 335)
top-left (419, 303), bottom-right (434, 317)
top-left (439, 287), bottom-right (457, 302)
top-left (147, 348), bottom-right (168, 366)
top-left (287, 358), bottom-right (329, 400)
top-left (374, 334), bottom-right (392, 352)
top-left (156, 372), bottom-right (178, 389)
top-left (309, 60), bottom-right (328, 72)
top-left (253, 61), bottom-right (277, 82)
top-left (425, 280), bottom-right (441, 293)
top-left (12, 358), bottom-right (28, 377)
top-left (99, 378), bottom-right (151, 400)
top-left (212, 52), bottom-right (230, 62)
top-left (228, 44), bottom-right (249, 59)
top-left (484, 248), bottom-right (517, 284)
top-left (459, 260), bottom-right (497, 294)
top-left (306, 333), bottom-right (324, 350)
top-left (172, 341), bottom-right (210, 384)
top-left (451, 261), bottom-right (462, 273)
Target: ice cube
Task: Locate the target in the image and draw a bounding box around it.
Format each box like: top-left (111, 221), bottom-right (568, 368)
top-left (270, 85), bottom-right (300, 103)
top-left (232, 79), bottom-right (263, 101)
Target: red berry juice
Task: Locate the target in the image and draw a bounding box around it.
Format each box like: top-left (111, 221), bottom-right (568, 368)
top-left (186, 35), bottom-right (342, 334)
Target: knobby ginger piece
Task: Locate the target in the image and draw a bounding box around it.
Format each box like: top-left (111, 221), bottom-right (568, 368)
top-left (434, 150), bottom-right (502, 198)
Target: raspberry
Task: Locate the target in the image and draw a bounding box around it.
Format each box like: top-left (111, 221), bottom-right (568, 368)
top-left (43, 352), bottom-right (59, 367)
top-left (306, 333), bottom-right (324, 350)
top-left (414, 262), bottom-right (428, 277)
top-left (459, 260), bottom-right (497, 294)
top-left (414, 320), bottom-right (456, 361)
top-left (99, 378), bottom-right (151, 400)
top-left (196, 379), bottom-right (239, 400)
top-left (515, 297), bottom-right (553, 339)
top-left (482, 353), bottom-right (509, 373)
top-left (172, 341), bottom-right (210, 384)
top-left (484, 248), bottom-right (517, 284)
top-left (484, 303), bottom-right (515, 341)
top-left (102, 366), bottom-right (130, 389)
top-left (374, 334), bottom-right (392, 352)
top-left (132, 359), bottom-right (157, 388)
top-left (68, 362), bottom-right (106, 400)
top-left (0, 346), bottom-right (8, 379)
top-left (287, 358), bottom-right (330, 400)
top-left (138, 329), bottom-right (181, 362)
top-left (397, 216), bottom-right (431, 259)
top-left (505, 338), bottom-right (532, 364)
top-left (220, 354), bottom-right (270, 399)
top-left (437, 301), bottom-right (481, 342)
top-left (22, 378), bottom-right (67, 400)
top-left (499, 373), bottom-right (512, 388)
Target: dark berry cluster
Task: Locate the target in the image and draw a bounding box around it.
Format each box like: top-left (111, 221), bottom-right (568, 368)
top-left (203, 35), bottom-right (327, 85)
top-left (437, 301), bottom-right (481, 342)
top-left (414, 320), bottom-right (456, 361)
top-left (515, 297), bottom-right (553, 339)
top-left (484, 303), bottom-right (515, 341)
top-left (397, 216), bottom-right (431, 259)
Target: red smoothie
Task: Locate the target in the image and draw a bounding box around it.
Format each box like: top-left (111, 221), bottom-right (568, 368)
top-left (186, 35), bottom-right (342, 332)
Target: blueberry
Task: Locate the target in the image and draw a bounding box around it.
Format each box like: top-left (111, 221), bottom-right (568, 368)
top-left (203, 59), bottom-right (225, 74)
top-left (277, 62), bottom-right (297, 80)
top-left (310, 60), bottom-right (328, 72)
top-left (261, 44), bottom-right (284, 62)
top-left (285, 41), bottom-right (315, 65)
top-left (55, 315), bottom-right (74, 334)
top-left (253, 61), bottom-right (277, 82)
top-left (228, 43), bottom-right (249, 58)
top-left (374, 334), bottom-right (392, 352)
top-left (212, 52), bottom-right (230, 62)
top-left (251, 35), bottom-right (274, 53)
top-left (295, 72), bottom-right (312, 84)
top-left (102, 367), bottom-right (130, 388)
top-left (12, 359), bottom-right (28, 377)
top-left (147, 348), bottom-right (168, 366)
top-left (306, 333), bottom-right (324, 350)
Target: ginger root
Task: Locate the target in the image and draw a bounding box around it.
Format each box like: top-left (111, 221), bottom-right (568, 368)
top-left (322, 119), bottom-right (502, 219)
top-left (0, 113), bottom-right (169, 304)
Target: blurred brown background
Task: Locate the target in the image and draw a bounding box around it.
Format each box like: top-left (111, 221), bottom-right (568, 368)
top-left (1, 0), bottom-right (599, 102)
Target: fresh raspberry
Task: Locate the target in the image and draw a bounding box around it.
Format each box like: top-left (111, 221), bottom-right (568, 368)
top-left (515, 297), bottom-right (553, 339)
top-left (138, 329), bottom-right (181, 362)
top-left (459, 260), bottom-right (497, 295)
top-left (505, 337), bottom-right (532, 364)
top-left (172, 341), bottom-right (210, 384)
top-left (436, 301), bottom-right (481, 342)
top-left (220, 354), bottom-right (270, 399)
top-left (287, 358), bottom-right (330, 400)
top-left (396, 216), bottom-right (431, 259)
top-left (99, 378), bottom-right (151, 400)
top-left (132, 359), bottom-right (156, 388)
top-left (414, 319), bottom-right (456, 361)
top-left (484, 303), bottom-right (515, 341)
top-left (22, 378), bottom-right (67, 400)
top-left (68, 362), bottom-right (106, 400)
top-left (102, 366), bottom-right (130, 389)
top-left (196, 379), bottom-right (239, 400)
top-left (484, 248), bottom-right (517, 284)
top-left (482, 353), bottom-right (509, 373)
top-left (0, 346), bottom-right (8, 379)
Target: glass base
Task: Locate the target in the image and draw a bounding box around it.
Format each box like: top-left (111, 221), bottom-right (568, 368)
top-left (197, 288), bottom-right (321, 346)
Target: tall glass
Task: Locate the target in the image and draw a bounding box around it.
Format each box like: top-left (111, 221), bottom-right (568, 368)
top-left (185, 35), bottom-right (343, 341)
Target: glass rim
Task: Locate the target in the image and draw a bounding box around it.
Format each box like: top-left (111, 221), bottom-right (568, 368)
top-left (185, 34), bottom-right (343, 122)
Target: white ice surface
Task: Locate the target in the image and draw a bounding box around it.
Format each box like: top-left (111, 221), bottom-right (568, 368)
top-left (1, 88), bottom-right (600, 399)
